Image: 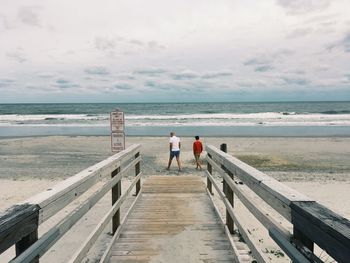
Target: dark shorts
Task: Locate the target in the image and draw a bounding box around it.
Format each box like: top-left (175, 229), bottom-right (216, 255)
top-left (170, 150), bottom-right (180, 159)
top-left (194, 154), bottom-right (200, 161)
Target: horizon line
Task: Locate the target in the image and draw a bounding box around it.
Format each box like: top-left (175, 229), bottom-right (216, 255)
top-left (1, 100), bottom-right (350, 105)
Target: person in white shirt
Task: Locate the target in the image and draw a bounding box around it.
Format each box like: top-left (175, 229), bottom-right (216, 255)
top-left (166, 132), bottom-right (182, 171)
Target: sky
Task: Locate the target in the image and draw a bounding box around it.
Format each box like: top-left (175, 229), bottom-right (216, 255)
top-left (0, 0), bottom-right (350, 103)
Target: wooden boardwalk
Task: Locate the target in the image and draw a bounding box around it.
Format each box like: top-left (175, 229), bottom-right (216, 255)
top-left (109, 176), bottom-right (236, 262)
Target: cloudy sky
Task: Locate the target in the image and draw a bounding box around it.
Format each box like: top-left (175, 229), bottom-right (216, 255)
top-left (1, 0), bottom-right (350, 103)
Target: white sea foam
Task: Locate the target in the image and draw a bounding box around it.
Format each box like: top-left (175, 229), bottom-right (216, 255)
top-left (0, 114), bottom-right (108, 121)
top-left (1, 113), bottom-right (350, 127)
top-left (0, 123), bottom-right (109, 127)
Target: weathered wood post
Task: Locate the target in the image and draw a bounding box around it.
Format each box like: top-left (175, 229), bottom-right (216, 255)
top-left (291, 203), bottom-right (314, 259)
top-left (207, 153), bottom-right (213, 194)
top-left (112, 168), bottom-right (121, 233)
top-left (293, 228), bottom-right (314, 253)
top-left (13, 205), bottom-right (40, 263)
top-left (135, 152), bottom-right (141, 195)
top-left (220, 143), bottom-right (234, 234)
top-left (16, 231), bottom-right (39, 263)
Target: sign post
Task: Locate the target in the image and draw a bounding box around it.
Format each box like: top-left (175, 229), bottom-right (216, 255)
top-left (110, 109), bottom-right (125, 234)
top-left (110, 109), bottom-right (125, 152)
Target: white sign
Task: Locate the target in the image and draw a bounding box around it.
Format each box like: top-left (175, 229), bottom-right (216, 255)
top-left (110, 110), bottom-right (125, 152)
top-left (111, 132), bottom-right (125, 152)
top-left (110, 111), bottom-right (124, 132)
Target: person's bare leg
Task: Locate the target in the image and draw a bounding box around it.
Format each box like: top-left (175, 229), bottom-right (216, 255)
top-left (198, 159), bottom-right (202, 170)
top-left (195, 155), bottom-right (202, 170)
top-left (167, 157), bottom-right (173, 170)
top-left (197, 155), bottom-right (202, 170)
top-left (176, 156), bottom-right (181, 171)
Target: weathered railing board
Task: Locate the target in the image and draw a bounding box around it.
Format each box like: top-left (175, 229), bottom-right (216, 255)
top-left (0, 205), bottom-right (40, 254)
top-left (68, 173), bottom-right (142, 263)
top-left (9, 161), bottom-right (141, 263)
top-left (206, 144), bottom-right (350, 263)
top-left (206, 145), bottom-right (310, 203)
top-left (0, 145), bottom-right (141, 263)
top-left (206, 145), bottom-right (312, 221)
top-left (269, 228), bottom-right (310, 263)
top-left (41, 154), bottom-right (139, 224)
top-left (230, 210), bottom-right (270, 262)
top-left (206, 171), bottom-right (269, 263)
top-left (291, 202), bottom-right (350, 263)
top-left (39, 155), bottom-right (141, 229)
top-left (206, 157), bottom-right (291, 237)
top-left (99, 190), bottom-right (143, 263)
top-left (25, 144), bottom-right (140, 224)
top-left (206, 188), bottom-right (247, 263)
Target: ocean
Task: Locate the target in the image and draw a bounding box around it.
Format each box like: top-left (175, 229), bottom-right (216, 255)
top-left (0, 101), bottom-right (350, 137)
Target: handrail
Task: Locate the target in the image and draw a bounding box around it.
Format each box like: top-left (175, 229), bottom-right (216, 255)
top-left (0, 144), bottom-right (142, 263)
top-left (206, 144), bottom-right (350, 263)
top-left (68, 172), bottom-right (142, 263)
top-left (206, 144), bottom-right (312, 221)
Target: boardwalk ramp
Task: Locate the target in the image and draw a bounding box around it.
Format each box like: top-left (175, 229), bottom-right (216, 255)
top-left (109, 176), bottom-right (236, 262)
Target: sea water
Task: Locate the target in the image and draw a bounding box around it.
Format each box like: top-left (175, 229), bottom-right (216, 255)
top-left (0, 101), bottom-right (350, 137)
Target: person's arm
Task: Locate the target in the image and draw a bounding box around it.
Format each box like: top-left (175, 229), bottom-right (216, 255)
top-left (179, 142), bottom-right (181, 149)
top-left (200, 142), bottom-right (203, 153)
top-left (169, 142), bottom-right (172, 151)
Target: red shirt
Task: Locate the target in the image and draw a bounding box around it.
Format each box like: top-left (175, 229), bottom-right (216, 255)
top-left (193, 140), bottom-right (203, 154)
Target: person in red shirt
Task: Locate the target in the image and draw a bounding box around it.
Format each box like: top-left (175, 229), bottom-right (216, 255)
top-left (193, 136), bottom-right (203, 170)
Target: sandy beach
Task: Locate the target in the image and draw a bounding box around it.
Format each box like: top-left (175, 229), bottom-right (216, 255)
top-left (1, 136), bottom-right (349, 262)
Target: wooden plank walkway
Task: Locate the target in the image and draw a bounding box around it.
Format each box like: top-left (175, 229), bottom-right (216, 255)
top-left (109, 176), bottom-right (236, 262)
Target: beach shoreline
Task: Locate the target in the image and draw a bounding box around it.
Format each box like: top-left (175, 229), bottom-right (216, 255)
top-left (1, 135), bottom-right (349, 212)
top-left (1, 135), bottom-right (349, 262)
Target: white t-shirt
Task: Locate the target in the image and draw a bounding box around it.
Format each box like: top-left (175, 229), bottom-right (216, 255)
top-left (169, 136), bottom-right (180, 151)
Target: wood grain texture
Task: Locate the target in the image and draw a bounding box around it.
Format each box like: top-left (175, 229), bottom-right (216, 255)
top-left (205, 160), bottom-right (291, 238)
top-left (25, 144), bottom-right (141, 224)
top-left (291, 201), bottom-right (350, 263)
top-left (109, 176), bottom-right (237, 262)
top-left (206, 145), bottom-right (313, 221)
top-left (0, 204), bottom-right (39, 254)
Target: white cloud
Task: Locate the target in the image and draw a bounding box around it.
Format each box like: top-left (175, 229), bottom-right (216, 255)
top-left (18, 6), bottom-right (41, 27)
top-left (0, 0), bottom-right (349, 102)
top-left (6, 48), bottom-right (27, 63)
top-left (84, 66), bottom-right (109, 75)
top-left (286, 27), bottom-right (313, 39)
top-left (276, 0), bottom-right (331, 15)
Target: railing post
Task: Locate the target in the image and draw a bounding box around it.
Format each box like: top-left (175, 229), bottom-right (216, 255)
top-left (16, 228), bottom-right (39, 263)
top-left (135, 152), bottom-right (141, 195)
top-left (293, 227), bottom-right (314, 255)
top-left (220, 143), bottom-right (234, 234)
top-left (207, 153), bottom-right (213, 194)
top-left (111, 167), bottom-right (121, 233)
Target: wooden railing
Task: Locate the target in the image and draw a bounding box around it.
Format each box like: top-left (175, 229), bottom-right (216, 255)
top-left (205, 144), bottom-right (350, 263)
top-left (0, 144), bottom-right (142, 263)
